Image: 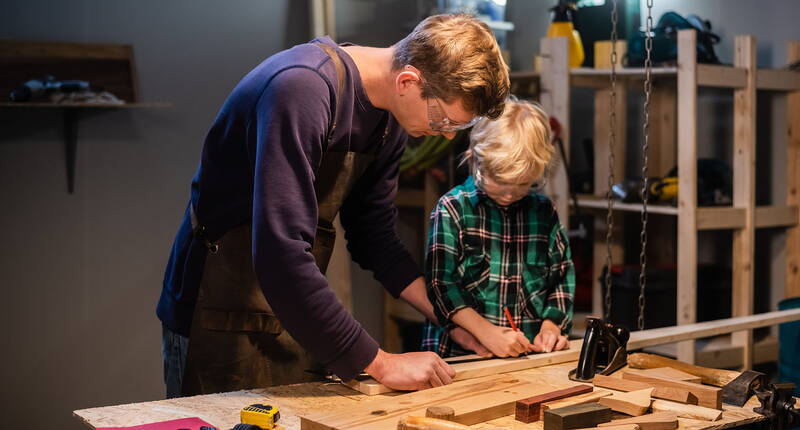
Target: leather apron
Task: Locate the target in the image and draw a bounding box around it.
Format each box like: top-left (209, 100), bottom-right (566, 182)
top-left (180, 43), bottom-right (386, 395)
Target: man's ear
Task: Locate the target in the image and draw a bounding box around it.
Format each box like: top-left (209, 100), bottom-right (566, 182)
top-left (395, 66), bottom-right (422, 96)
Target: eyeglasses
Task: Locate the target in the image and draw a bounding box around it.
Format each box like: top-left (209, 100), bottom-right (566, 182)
top-left (427, 97), bottom-right (482, 132)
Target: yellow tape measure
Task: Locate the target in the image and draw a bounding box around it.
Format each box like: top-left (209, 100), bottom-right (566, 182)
top-left (240, 403), bottom-right (280, 429)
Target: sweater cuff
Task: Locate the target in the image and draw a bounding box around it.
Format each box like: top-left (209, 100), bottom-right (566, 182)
top-left (326, 327), bottom-right (380, 380)
top-left (377, 254), bottom-right (422, 298)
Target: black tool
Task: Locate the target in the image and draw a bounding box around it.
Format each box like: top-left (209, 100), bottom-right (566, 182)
top-left (8, 75), bottom-right (94, 102)
top-left (755, 382), bottom-right (800, 430)
top-left (569, 317), bottom-right (629, 382)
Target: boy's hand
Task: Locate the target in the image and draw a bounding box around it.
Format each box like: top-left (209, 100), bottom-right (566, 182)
top-left (478, 325), bottom-right (534, 357)
top-left (531, 319), bottom-right (569, 353)
top-left (450, 326), bottom-right (492, 357)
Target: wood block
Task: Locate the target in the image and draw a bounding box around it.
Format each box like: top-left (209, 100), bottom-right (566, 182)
top-left (598, 388), bottom-right (653, 416)
top-left (541, 390), bottom-right (614, 420)
top-left (543, 403), bottom-right (613, 430)
top-left (639, 367), bottom-right (702, 383)
top-left (397, 416), bottom-right (470, 430)
top-left (598, 412), bottom-right (678, 430)
top-left (425, 406), bottom-right (455, 421)
top-left (576, 425), bottom-right (640, 430)
top-left (622, 370), bottom-right (722, 409)
top-left (593, 40), bottom-right (628, 69)
top-left (593, 374), bottom-right (696, 405)
top-left (650, 399), bottom-right (723, 421)
top-left (516, 384), bottom-right (593, 423)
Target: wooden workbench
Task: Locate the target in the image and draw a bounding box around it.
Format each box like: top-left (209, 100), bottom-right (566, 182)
top-left (74, 361), bottom-right (766, 430)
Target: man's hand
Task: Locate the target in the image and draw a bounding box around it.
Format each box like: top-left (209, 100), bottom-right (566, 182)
top-left (364, 349), bottom-right (455, 391)
top-left (449, 326), bottom-right (492, 357)
top-left (531, 319), bottom-right (569, 353)
top-left (477, 325), bottom-right (534, 357)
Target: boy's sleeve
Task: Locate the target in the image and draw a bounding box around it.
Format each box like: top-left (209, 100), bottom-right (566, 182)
top-left (426, 199), bottom-right (477, 327)
top-left (542, 207), bottom-right (575, 334)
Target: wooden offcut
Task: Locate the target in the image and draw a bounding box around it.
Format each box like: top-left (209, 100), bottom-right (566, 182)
top-left (638, 367), bottom-right (701, 383)
top-left (598, 388), bottom-right (653, 416)
top-left (578, 425), bottom-right (640, 430)
top-left (592, 374), bottom-right (697, 405)
top-left (622, 370), bottom-right (721, 409)
top-left (650, 400), bottom-right (723, 421)
top-left (626, 353), bottom-right (740, 387)
top-left (515, 384), bottom-right (593, 423)
top-left (598, 412), bottom-right (678, 430)
top-left (425, 406), bottom-right (455, 421)
top-left (543, 402), bottom-right (613, 430)
top-left (396, 416), bottom-right (470, 430)
top-left (540, 391), bottom-right (613, 420)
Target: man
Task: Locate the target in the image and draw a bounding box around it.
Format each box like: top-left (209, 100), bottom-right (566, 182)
top-left (157, 13), bottom-right (509, 397)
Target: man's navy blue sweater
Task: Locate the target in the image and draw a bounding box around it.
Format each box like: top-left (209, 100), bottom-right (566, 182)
top-left (157, 37), bottom-right (421, 380)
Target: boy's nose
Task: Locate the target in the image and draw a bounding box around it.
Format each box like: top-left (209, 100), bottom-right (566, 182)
top-left (442, 131), bottom-right (457, 140)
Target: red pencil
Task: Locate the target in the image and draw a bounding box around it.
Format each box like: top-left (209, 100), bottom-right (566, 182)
top-left (503, 307), bottom-right (518, 331)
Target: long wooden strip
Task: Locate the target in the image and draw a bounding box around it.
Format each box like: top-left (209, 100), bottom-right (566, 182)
top-left (650, 399), bottom-right (722, 421)
top-left (626, 353), bottom-right (740, 387)
top-left (598, 388), bottom-right (653, 416)
top-left (346, 310), bottom-right (800, 395)
top-left (622, 370), bottom-right (721, 409)
top-left (638, 367), bottom-right (701, 383)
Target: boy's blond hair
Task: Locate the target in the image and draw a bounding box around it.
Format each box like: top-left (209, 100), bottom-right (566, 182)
top-left (392, 14), bottom-right (509, 119)
top-left (464, 99), bottom-right (554, 183)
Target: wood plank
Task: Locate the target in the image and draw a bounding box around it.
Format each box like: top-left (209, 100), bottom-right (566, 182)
top-left (540, 36), bottom-right (571, 227)
top-left (696, 207), bottom-right (745, 230)
top-left (592, 375), bottom-right (697, 405)
top-left (627, 353), bottom-right (740, 387)
top-left (754, 205), bottom-right (799, 228)
top-left (349, 310), bottom-right (800, 395)
top-left (696, 64), bottom-right (747, 88)
top-left (756, 68), bottom-right (800, 91)
top-left (580, 425), bottom-right (640, 430)
top-left (787, 41), bottom-right (800, 298)
top-left (638, 367), bottom-right (702, 383)
top-left (599, 388), bottom-right (653, 416)
top-left (396, 416), bottom-right (469, 430)
top-left (541, 391), bottom-right (614, 420)
top-left (543, 403), bottom-right (613, 430)
top-left (598, 412), bottom-right (678, 430)
top-left (515, 384), bottom-right (594, 423)
top-left (650, 399), bottom-right (722, 421)
top-left (622, 370), bottom-right (721, 409)
top-left (303, 374), bottom-right (567, 430)
top-left (594, 40), bottom-right (628, 69)
top-left (677, 29), bottom-right (699, 365)
top-left (0, 39), bottom-right (131, 60)
top-left (732, 34), bottom-right (757, 371)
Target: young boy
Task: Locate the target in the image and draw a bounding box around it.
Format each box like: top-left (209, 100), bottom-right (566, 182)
top-left (422, 99), bottom-right (574, 358)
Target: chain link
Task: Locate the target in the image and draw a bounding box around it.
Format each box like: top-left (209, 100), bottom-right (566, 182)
top-left (604, 0), bottom-right (619, 321)
top-left (637, 0), bottom-right (654, 331)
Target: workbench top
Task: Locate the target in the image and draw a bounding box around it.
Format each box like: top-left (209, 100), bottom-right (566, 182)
top-left (73, 361), bottom-right (765, 430)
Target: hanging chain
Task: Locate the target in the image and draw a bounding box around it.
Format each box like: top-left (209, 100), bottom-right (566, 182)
top-left (637, 0), bottom-right (654, 331)
top-left (604, 0), bottom-right (619, 321)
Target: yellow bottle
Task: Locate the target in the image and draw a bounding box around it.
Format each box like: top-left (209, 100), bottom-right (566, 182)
top-left (547, 2), bottom-right (585, 68)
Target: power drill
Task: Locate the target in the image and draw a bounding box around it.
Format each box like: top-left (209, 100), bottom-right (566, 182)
top-left (8, 75), bottom-right (93, 102)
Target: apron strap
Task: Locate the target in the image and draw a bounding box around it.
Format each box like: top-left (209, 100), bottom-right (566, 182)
top-left (313, 42), bottom-right (346, 146)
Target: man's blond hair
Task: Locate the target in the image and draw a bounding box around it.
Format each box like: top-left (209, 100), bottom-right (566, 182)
top-left (392, 14), bottom-right (509, 119)
top-left (465, 99), bottom-right (554, 183)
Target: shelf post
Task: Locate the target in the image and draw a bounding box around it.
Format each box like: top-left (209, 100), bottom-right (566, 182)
top-left (63, 108), bottom-right (78, 194)
top-left (732, 35), bottom-right (757, 370)
top-left (677, 29), bottom-right (698, 364)
top-left (787, 41), bottom-right (800, 299)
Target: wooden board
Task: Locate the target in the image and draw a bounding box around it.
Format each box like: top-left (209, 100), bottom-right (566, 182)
top-left (650, 400), bottom-right (722, 421)
top-left (637, 367), bottom-right (701, 383)
top-left (622, 370), bottom-right (721, 409)
top-left (348, 310), bottom-right (800, 395)
top-left (598, 389), bottom-right (653, 416)
top-left (302, 374), bottom-right (571, 430)
top-left (598, 412), bottom-right (678, 430)
top-left (626, 353), bottom-right (740, 387)
top-left (592, 374), bottom-right (697, 405)
top-left (544, 402), bottom-right (613, 430)
top-left (786, 41), bottom-right (800, 298)
top-left (515, 384), bottom-right (594, 423)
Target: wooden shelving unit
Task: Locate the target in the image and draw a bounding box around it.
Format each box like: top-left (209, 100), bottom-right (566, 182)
top-left (533, 30), bottom-right (800, 368)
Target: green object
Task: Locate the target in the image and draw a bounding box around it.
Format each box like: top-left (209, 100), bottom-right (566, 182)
top-left (779, 297), bottom-right (800, 396)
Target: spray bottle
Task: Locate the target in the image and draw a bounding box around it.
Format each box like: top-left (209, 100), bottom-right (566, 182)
top-left (546, 1), bottom-right (585, 67)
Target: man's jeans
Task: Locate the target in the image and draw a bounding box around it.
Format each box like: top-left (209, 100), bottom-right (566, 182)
top-left (161, 325), bottom-right (189, 398)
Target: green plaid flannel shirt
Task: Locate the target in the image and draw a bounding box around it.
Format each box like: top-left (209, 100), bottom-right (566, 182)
top-left (422, 176), bottom-right (575, 357)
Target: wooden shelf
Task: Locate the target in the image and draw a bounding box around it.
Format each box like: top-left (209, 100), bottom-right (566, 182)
top-left (0, 101), bottom-right (172, 108)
